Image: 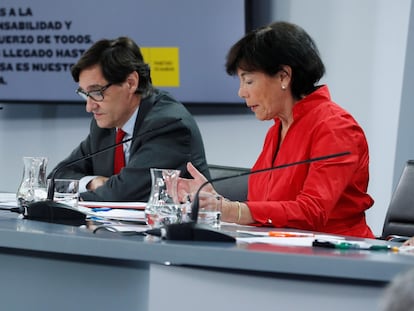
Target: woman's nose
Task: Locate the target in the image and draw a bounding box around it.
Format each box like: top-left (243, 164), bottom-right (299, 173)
top-left (238, 87), bottom-right (247, 99)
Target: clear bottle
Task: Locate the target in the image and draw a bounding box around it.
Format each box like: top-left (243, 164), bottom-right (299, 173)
top-left (145, 168), bottom-right (184, 228)
top-left (16, 156), bottom-right (48, 208)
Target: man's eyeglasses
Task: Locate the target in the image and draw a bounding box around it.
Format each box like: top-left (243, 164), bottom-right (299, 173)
top-left (76, 83), bottom-right (113, 102)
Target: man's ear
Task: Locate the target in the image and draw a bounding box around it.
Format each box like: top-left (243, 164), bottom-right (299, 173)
top-left (126, 71), bottom-right (139, 92)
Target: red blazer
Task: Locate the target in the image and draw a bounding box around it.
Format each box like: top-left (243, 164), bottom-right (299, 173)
top-left (247, 85), bottom-right (374, 238)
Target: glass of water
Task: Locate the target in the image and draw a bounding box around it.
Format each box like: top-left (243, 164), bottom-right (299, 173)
top-left (196, 193), bottom-right (222, 229)
top-left (49, 179), bottom-right (79, 208)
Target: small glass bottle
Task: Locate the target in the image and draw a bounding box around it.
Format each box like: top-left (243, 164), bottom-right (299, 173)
top-left (16, 156), bottom-right (48, 208)
top-left (145, 168), bottom-right (183, 228)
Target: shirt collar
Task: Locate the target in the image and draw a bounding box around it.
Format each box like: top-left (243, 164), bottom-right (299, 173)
top-left (118, 107), bottom-right (139, 137)
top-left (293, 85), bottom-right (330, 117)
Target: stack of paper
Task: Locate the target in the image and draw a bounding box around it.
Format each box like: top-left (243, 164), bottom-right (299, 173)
top-left (77, 201), bottom-right (147, 223)
top-left (78, 201), bottom-right (146, 210)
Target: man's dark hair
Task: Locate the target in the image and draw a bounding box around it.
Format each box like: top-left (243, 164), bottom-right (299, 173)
top-left (71, 37), bottom-right (153, 97)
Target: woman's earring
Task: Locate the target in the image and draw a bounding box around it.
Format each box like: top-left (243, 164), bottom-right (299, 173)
top-left (281, 85), bottom-right (286, 90)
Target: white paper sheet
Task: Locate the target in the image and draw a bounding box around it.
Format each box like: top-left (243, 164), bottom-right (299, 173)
top-left (87, 209), bottom-right (146, 222)
top-left (236, 234), bottom-right (345, 247)
top-left (78, 201), bottom-right (146, 210)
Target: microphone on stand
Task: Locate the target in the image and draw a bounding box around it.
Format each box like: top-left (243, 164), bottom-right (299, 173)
top-left (147, 151), bottom-right (351, 242)
top-left (20, 118), bottom-right (182, 224)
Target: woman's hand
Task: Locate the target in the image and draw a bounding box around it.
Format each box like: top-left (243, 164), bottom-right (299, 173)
top-left (403, 237), bottom-right (414, 246)
top-left (177, 162), bottom-right (216, 203)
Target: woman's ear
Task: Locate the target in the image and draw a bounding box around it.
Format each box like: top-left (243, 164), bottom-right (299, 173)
top-left (280, 65), bottom-right (292, 81)
top-left (279, 65), bottom-right (292, 90)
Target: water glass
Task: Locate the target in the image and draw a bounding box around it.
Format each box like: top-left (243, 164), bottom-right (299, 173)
top-left (196, 193), bottom-right (222, 228)
top-left (49, 179), bottom-right (79, 207)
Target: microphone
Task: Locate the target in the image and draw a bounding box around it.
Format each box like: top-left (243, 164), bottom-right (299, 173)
top-left (148, 151), bottom-right (351, 242)
top-left (21, 118), bottom-right (182, 225)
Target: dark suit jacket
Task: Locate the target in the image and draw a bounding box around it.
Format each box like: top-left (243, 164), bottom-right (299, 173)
top-left (50, 90), bottom-right (210, 201)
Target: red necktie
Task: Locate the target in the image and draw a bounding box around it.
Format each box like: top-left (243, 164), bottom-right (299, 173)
top-left (114, 128), bottom-right (126, 174)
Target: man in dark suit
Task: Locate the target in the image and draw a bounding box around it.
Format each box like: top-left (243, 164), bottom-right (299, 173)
top-left (49, 37), bottom-right (210, 201)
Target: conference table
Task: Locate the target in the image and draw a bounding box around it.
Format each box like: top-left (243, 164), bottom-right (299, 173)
top-left (0, 210), bottom-right (412, 311)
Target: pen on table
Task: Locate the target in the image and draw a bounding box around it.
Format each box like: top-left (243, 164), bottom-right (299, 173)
top-left (236, 230), bottom-right (314, 237)
top-left (268, 231), bottom-right (314, 237)
top-left (312, 240), bottom-right (399, 252)
top-left (369, 244), bottom-right (399, 252)
top-left (91, 207), bottom-right (112, 212)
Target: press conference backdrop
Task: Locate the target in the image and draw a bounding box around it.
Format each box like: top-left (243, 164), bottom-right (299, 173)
top-left (0, 0), bottom-right (245, 104)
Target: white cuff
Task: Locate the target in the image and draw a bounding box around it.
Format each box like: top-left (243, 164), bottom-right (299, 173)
top-left (79, 176), bottom-right (96, 193)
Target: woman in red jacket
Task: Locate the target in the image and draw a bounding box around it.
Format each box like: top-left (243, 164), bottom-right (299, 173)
top-left (179, 21), bottom-right (374, 238)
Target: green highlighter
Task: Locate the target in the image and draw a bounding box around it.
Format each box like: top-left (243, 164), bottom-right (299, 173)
top-left (312, 239), bottom-right (399, 252)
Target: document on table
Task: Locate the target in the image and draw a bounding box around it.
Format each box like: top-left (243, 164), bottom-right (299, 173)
top-left (86, 207), bottom-right (150, 233)
top-left (0, 194), bottom-right (147, 211)
top-left (0, 192), bottom-right (18, 208)
top-left (236, 230), bottom-right (400, 252)
top-left (78, 201), bottom-right (146, 210)
top-left (82, 205), bottom-right (149, 233)
top-left (236, 231), bottom-right (345, 247)
top-left (86, 209), bottom-right (146, 222)
top-left (78, 201), bottom-right (147, 223)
